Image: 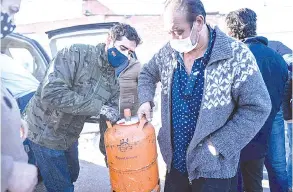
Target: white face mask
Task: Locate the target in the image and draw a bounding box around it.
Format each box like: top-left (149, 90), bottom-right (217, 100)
top-left (170, 25), bottom-right (199, 53)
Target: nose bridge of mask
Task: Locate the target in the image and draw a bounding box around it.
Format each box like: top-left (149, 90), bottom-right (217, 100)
top-left (112, 41), bottom-right (130, 57)
top-left (189, 23), bottom-right (195, 37)
top-left (120, 49), bottom-right (129, 58)
top-left (191, 24), bottom-right (198, 44)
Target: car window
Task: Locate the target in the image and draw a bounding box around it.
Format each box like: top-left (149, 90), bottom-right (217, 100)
top-left (2, 36), bottom-right (49, 82)
top-left (56, 34), bottom-right (108, 50)
top-left (50, 32), bottom-right (108, 57)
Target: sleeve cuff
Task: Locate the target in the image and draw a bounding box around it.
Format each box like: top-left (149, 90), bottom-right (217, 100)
top-left (100, 105), bottom-right (120, 123)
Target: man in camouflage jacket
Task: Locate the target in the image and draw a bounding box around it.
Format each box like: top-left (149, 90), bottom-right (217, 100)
top-left (24, 23), bottom-right (141, 192)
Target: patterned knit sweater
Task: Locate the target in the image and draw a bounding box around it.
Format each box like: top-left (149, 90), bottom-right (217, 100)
top-left (138, 26), bottom-right (272, 180)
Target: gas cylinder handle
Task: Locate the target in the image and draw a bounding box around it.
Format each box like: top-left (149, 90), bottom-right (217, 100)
top-left (138, 115), bottom-right (148, 130)
top-left (106, 121), bottom-right (113, 129)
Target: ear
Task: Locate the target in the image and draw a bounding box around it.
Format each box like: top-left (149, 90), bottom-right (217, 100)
top-left (106, 34), bottom-right (112, 47)
top-left (194, 15), bottom-right (204, 32)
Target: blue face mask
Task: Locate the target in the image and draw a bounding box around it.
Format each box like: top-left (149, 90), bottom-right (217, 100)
top-left (1, 12), bottom-right (16, 39)
top-left (107, 47), bottom-right (129, 68)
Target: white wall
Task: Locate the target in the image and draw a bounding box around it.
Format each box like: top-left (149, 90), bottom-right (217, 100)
top-left (215, 1), bottom-right (293, 49)
top-left (15, 0), bottom-right (83, 25)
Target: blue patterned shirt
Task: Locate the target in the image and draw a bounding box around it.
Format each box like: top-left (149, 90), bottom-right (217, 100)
top-left (171, 28), bottom-right (216, 174)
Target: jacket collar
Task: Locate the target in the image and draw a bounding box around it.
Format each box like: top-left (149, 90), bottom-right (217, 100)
top-left (208, 26), bottom-right (233, 66)
top-left (96, 43), bottom-right (108, 62)
top-left (242, 36), bottom-right (268, 46)
top-left (128, 57), bottom-right (139, 67)
top-left (118, 58), bottom-right (140, 77)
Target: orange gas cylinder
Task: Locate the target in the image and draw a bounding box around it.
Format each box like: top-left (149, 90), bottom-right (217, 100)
top-left (104, 109), bottom-right (160, 192)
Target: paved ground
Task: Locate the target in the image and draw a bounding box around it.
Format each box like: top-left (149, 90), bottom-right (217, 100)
top-left (34, 128), bottom-right (275, 192)
top-left (34, 93), bottom-right (288, 191)
top-left (35, 123), bottom-right (167, 192)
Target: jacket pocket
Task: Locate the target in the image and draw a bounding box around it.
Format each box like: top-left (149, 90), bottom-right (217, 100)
top-left (120, 95), bottom-right (135, 104)
top-left (196, 155), bottom-right (222, 173)
top-left (191, 142), bottom-right (222, 173)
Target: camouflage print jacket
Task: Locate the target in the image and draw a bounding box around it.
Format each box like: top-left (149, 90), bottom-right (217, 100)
top-left (25, 43), bottom-right (120, 150)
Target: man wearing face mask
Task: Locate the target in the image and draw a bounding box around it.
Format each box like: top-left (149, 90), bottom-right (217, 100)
top-left (137, 0), bottom-right (271, 191)
top-left (24, 23), bottom-right (141, 192)
top-left (1, 0), bottom-right (38, 192)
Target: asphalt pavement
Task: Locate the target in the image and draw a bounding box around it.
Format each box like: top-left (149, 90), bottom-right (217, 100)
top-left (34, 95), bottom-right (286, 192)
top-left (34, 129), bottom-right (166, 192)
top-left (34, 128), bottom-right (274, 192)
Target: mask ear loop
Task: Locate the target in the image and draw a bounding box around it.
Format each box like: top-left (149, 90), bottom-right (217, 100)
top-left (190, 23), bottom-right (200, 46)
top-left (194, 32), bottom-right (200, 46)
top-left (111, 40), bottom-right (116, 49)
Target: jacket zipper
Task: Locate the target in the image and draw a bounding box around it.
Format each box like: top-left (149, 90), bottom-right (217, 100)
top-left (167, 55), bottom-right (177, 173)
top-left (117, 61), bottom-right (136, 112)
top-left (118, 61), bottom-right (135, 78)
top-left (186, 68), bottom-right (208, 180)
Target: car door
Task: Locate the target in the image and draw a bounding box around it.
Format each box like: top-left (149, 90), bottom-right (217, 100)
top-left (1, 33), bottom-right (50, 82)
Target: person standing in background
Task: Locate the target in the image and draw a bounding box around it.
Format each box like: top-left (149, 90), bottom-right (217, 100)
top-left (1, 0), bottom-right (38, 191)
top-left (266, 41), bottom-right (292, 192)
top-left (268, 41), bottom-right (292, 56)
top-left (225, 8), bottom-right (289, 192)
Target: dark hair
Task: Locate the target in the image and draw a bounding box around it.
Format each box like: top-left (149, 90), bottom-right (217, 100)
top-left (164, 0), bottom-right (206, 25)
top-left (225, 8), bottom-right (257, 40)
top-left (109, 23), bottom-right (142, 46)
